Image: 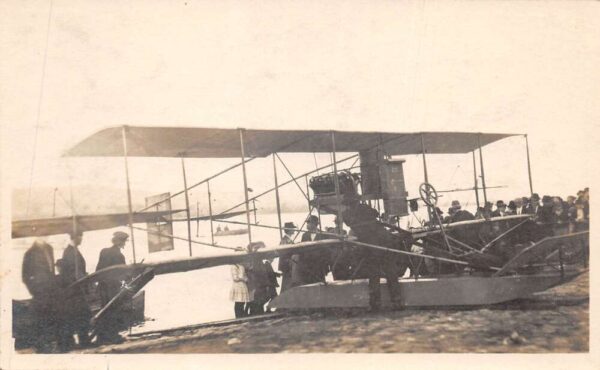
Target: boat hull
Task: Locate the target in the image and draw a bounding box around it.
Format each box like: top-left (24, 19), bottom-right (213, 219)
top-left (268, 271), bottom-right (581, 310)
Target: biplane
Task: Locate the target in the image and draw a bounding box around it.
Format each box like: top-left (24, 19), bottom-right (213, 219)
top-left (12, 126), bottom-right (589, 348)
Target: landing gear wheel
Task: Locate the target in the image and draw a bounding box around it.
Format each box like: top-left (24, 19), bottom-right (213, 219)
top-left (419, 182), bottom-right (438, 207)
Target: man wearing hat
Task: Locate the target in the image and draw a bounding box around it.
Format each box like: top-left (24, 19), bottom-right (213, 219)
top-left (291, 215), bottom-right (328, 286)
top-left (278, 222), bottom-right (296, 292)
top-left (22, 239), bottom-right (59, 352)
top-left (58, 230), bottom-right (91, 349)
top-left (342, 198), bottom-right (410, 311)
top-left (525, 193), bottom-right (541, 216)
top-left (514, 198), bottom-right (525, 215)
top-left (96, 231), bottom-right (128, 271)
top-left (450, 200), bottom-right (475, 223)
top-left (492, 201), bottom-right (507, 217)
top-left (95, 231), bottom-right (129, 344)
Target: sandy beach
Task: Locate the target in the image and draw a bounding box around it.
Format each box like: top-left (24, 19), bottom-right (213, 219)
top-left (79, 270), bottom-right (588, 354)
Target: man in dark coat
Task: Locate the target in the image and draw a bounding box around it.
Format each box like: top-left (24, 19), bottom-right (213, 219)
top-left (491, 200), bottom-right (507, 217)
top-left (96, 232), bottom-right (127, 271)
top-left (59, 230), bottom-right (91, 348)
top-left (537, 196), bottom-right (556, 238)
top-left (342, 199), bottom-right (411, 311)
top-left (525, 193), bottom-right (541, 216)
top-left (277, 222), bottom-right (296, 292)
top-left (449, 200), bottom-right (475, 222)
top-left (22, 239), bottom-right (59, 352)
top-left (298, 215), bottom-right (329, 285)
top-left (61, 231), bottom-right (87, 283)
top-left (95, 231), bottom-right (129, 344)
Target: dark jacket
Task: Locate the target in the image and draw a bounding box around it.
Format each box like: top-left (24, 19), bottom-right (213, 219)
top-left (95, 245), bottom-right (127, 307)
top-left (96, 245), bottom-right (126, 272)
top-left (278, 235), bottom-right (294, 274)
top-left (60, 244), bottom-right (87, 284)
top-left (22, 242), bottom-right (56, 297)
top-left (452, 210), bottom-right (475, 222)
top-left (524, 203), bottom-right (540, 216)
top-left (298, 231), bottom-right (329, 284)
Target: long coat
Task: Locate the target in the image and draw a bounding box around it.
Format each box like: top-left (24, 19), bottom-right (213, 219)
top-left (96, 245), bottom-right (127, 305)
top-left (60, 244), bottom-right (87, 285)
top-left (293, 231), bottom-right (329, 285)
top-left (278, 235), bottom-right (294, 292)
top-left (96, 246), bottom-right (126, 271)
top-left (22, 242), bottom-right (56, 298)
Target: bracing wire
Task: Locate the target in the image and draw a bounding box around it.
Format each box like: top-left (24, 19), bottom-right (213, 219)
top-left (26, 0), bottom-right (54, 217)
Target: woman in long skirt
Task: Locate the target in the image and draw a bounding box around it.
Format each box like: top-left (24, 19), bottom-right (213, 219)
top-left (230, 264), bottom-right (251, 318)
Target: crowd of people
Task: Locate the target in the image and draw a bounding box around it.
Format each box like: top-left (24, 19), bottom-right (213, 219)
top-left (433, 187), bottom-right (590, 231)
top-left (231, 187), bottom-right (590, 315)
top-left (230, 242), bottom-right (280, 318)
top-left (230, 197), bottom-right (412, 315)
top-left (21, 230), bottom-right (131, 352)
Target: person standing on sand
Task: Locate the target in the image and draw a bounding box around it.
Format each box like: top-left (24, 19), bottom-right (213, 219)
top-left (278, 222), bottom-right (296, 292)
top-left (95, 231), bottom-right (129, 344)
top-left (22, 239), bottom-right (59, 352)
top-left (342, 196), bottom-right (410, 311)
top-left (230, 263), bottom-right (251, 318)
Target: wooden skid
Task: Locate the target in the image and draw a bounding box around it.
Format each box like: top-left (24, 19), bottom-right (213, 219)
top-left (268, 271), bottom-right (580, 310)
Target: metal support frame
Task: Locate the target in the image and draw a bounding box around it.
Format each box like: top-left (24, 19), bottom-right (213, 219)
top-left (480, 218), bottom-right (531, 253)
top-left (272, 154), bottom-right (283, 240)
top-left (472, 151), bottom-right (480, 209)
top-left (292, 206), bottom-right (315, 243)
top-left (196, 201), bottom-right (200, 237)
top-left (67, 173), bottom-right (80, 280)
top-left (276, 153), bottom-right (309, 202)
top-left (477, 133), bottom-right (488, 204)
top-left (330, 131), bottom-right (344, 235)
top-left (305, 175), bottom-right (311, 213)
top-left (121, 126), bottom-right (137, 263)
top-left (239, 129), bottom-right (253, 244)
top-left (180, 156), bottom-right (193, 257)
top-left (421, 133), bottom-right (432, 221)
top-left (207, 180), bottom-right (215, 245)
top-left (525, 134), bottom-right (534, 197)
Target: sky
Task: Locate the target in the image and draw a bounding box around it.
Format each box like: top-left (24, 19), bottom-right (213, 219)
top-left (1, 0), bottom-right (600, 218)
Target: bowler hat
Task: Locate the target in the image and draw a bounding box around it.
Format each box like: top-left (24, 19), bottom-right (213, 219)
top-left (284, 222), bottom-right (297, 230)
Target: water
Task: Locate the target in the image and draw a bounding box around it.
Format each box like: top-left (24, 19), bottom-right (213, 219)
top-left (11, 211), bottom-right (344, 333)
